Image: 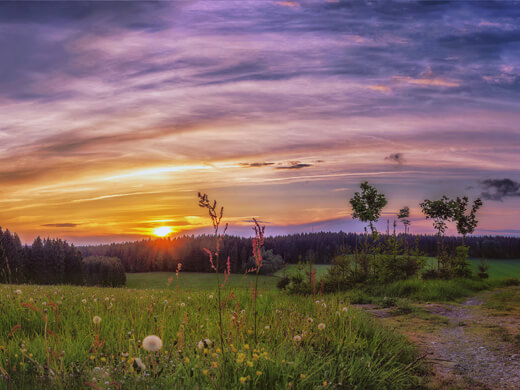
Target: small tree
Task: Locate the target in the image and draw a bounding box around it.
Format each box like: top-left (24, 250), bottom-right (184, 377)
top-left (452, 197), bottom-right (483, 277)
top-left (350, 182), bottom-right (387, 276)
top-left (420, 196), bottom-right (455, 274)
top-left (453, 197), bottom-right (483, 246)
top-left (397, 206), bottom-right (410, 235)
top-left (350, 181), bottom-right (388, 236)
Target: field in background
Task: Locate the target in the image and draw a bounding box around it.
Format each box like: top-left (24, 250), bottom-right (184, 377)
top-left (127, 259), bottom-right (520, 291)
top-left (126, 272), bottom-right (278, 290)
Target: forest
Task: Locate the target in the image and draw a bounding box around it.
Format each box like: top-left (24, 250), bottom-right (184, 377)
top-left (79, 231), bottom-right (520, 274)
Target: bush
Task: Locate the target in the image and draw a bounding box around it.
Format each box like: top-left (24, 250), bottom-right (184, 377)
top-left (82, 256), bottom-right (126, 287)
top-left (276, 275), bottom-right (290, 290)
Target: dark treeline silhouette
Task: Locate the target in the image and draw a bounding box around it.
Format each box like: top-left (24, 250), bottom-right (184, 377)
top-left (0, 227), bottom-right (124, 286)
top-left (80, 232), bottom-right (520, 274)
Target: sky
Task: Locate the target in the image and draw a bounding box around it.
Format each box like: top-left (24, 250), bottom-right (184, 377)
top-left (1, 0), bottom-right (520, 245)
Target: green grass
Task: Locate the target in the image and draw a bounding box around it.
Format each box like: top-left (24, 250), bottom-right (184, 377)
top-left (274, 264), bottom-right (331, 278)
top-left (126, 272), bottom-right (278, 291)
top-left (468, 258), bottom-right (520, 279)
top-left (0, 283), bottom-right (424, 389)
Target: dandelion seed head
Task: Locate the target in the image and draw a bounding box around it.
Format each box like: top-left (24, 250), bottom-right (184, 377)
top-left (318, 323), bottom-right (326, 330)
top-left (293, 335), bottom-right (302, 342)
top-left (142, 335), bottom-right (163, 352)
top-left (93, 316), bottom-right (102, 325)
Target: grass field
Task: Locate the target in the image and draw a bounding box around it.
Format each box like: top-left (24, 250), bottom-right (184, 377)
top-left (0, 283), bottom-right (423, 389)
top-left (126, 272), bottom-right (278, 290)
top-left (273, 259), bottom-right (520, 281)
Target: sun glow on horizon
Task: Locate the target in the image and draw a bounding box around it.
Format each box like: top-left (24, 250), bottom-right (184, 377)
top-left (153, 226), bottom-right (173, 237)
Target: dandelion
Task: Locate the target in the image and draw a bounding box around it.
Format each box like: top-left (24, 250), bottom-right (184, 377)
top-left (204, 338), bottom-right (212, 347)
top-left (209, 294), bottom-right (214, 299)
top-left (318, 323), bottom-right (326, 330)
top-left (244, 344), bottom-right (249, 350)
top-left (256, 371), bottom-right (262, 376)
top-left (15, 289), bottom-right (22, 295)
top-left (197, 340), bottom-right (204, 350)
top-left (93, 316), bottom-right (102, 325)
top-left (300, 374), bottom-right (307, 379)
top-left (247, 361), bottom-right (253, 367)
top-left (211, 361), bottom-right (218, 368)
top-left (293, 335), bottom-right (302, 342)
top-left (342, 306), bottom-right (348, 312)
top-left (307, 317), bottom-right (313, 323)
top-left (265, 325), bottom-right (270, 330)
top-left (82, 299), bottom-right (87, 304)
top-left (42, 301), bottom-right (47, 306)
top-left (180, 302), bottom-right (186, 307)
top-left (321, 302), bottom-right (327, 308)
top-left (133, 357), bottom-right (146, 371)
top-left (203, 369), bottom-right (209, 376)
top-left (142, 335), bottom-right (162, 352)
top-left (239, 377), bottom-right (247, 384)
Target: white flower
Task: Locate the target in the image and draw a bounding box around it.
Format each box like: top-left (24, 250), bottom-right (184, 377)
top-left (315, 300), bottom-right (320, 305)
top-left (342, 307), bottom-right (348, 312)
top-left (197, 340), bottom-right (204, 350)
top-left (133, 357), bottom-right (146, 371)
top-left (318, 323), bottom-right (326, 330)
top-left (42, 301), bottom-right (47, 306)
top-left (15, 289), bottom-right (22, 295)
top-left (81, 299), bottom-right (87, 304)
top-left (321, 303), bottom-right (327, 308)
top-left (265, 325), bottom-right (270, 330)
top-left (293, 335), bottom-right (302, 342)
top-left (93, 316), bottom-right (102, 325)
top-left (180, 302), bottom-right (186, 307)
top-left (208, 294), bottom-right (214, 299)
top-left (307, 317), bottom-right (314, 323)
top-left (142, 335), bottom-right (163, 352)
top-left (204, 338), bottom-right (212, 347)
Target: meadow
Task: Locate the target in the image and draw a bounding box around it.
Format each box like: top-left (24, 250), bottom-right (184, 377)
top-left (0, 280), bottom-right (423, 389)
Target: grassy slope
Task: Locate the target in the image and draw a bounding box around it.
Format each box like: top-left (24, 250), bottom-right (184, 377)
top-left (0, 284), bottom-right (423, 389)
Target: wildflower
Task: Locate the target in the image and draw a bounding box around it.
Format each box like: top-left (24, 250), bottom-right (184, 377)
top-left (93, 316), bottom-right (102, 325)
top-left (307, 317), bottom-right (313, 323)
top-left (321, 302), bottom-right (327, 308)
top-left (315, 300), bottom-right (320, 305)
top-left (239, 377), bottom-right (247, 384)
top-left (133, 357), bottom-right (146, 371)
top-left (180, 302), bottom-right (186, 307)
top-left (211, 361), bottom-right (218, 368)
top-left (209, 294), bottom-right (214, 299)
top-left (323, 381), bottom-right (328, 386)
top-left (318, 323), bottom-right (326, 330)
top-left (203, 369), bottom-right (209, 375)
top-left (244, 344), bottom-right (250, 350)
top-left (42, 301), bottom-right (47, 306)
top-left (215, 347), bottom-right (221, 353)
top-left (293, 335), bottom-right (302, 342)
top-left (15, 289), bottom-right (22, 295)
top-left (247, 361), bottom-right (253, 367)
top-left (81, 299), bottom-right (87, 304)
top-left (256, 371), bottom-right (262, 376)
top-left (300, 374), bottom-right (306, 379)
top-left (204, 338), bottom-right (212, 347)
top-left (185, 357), bottom-right (190, 363)
top-left (342, 306), bottom-right (348, 312)
top-left (198, 340), bottom-right (204, 350)
top-left (142, 335), bottom-right (163, 352)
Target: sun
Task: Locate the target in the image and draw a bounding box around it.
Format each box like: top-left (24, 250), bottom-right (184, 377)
top-left (153, 226), bottom-right (172, 237)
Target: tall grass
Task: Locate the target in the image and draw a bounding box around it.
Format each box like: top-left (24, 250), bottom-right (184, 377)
top-left (0, 284), bottom-right (423, 389)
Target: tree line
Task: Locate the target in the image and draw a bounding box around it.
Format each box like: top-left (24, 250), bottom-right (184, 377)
top-left (79, 231), bottom-right (520, 275)
top-left (0, 227), bottom-right (125, 286)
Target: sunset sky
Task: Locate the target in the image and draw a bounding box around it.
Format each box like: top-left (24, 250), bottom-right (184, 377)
top-left (1, 1), bottom-right (520, 245)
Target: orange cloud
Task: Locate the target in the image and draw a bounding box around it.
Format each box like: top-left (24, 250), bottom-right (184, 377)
top-left (366, 84), bottom-right (392, 93)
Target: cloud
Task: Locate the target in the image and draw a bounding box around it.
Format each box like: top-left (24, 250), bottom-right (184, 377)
top-left (275, 161), bottom-right (313, 170)
top-left (480, 178), bottom-right (520, 201)
top-left (385, 153), bottom-right (404, 164)
top-left (239, 162), bottom-right (275, 168)
top-left (41, 223), bottom-right (80, 228)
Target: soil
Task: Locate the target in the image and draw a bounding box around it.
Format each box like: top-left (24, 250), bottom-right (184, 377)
top-left (359, 288), bottom-right (520, 389)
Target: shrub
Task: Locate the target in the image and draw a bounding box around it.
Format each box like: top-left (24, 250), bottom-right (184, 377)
top-left (82, 256), bottom-right (126, 287)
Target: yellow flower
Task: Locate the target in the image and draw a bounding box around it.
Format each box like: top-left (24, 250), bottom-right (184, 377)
top-left (244, 344), bottom-right (249, 350)
top-left (185, 357), bottom-right (190, 363)
top-left (90, 355), bottom-right (95, 360)
top-left (323, 381), bottom-right (328, 386)
top-left (256, 371), bottom-right (262, 376)
top-left (101, 357), bottom-right (106, 362)
top-left (203, 369), bottom-right (209, 376)
top-left (216, 347), bottom-right (221, 353)
top-left (300, 374), bottom-right (306, 379)
top-left (247, 361), bottom-right (253, 367)
top-left (239, 377), bottom-right (247, 384)
top-left (211, 361), bottom-right (218, 368)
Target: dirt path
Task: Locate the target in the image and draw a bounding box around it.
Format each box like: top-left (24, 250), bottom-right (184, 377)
top-left (360, 287), bottom-right (520, 389)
